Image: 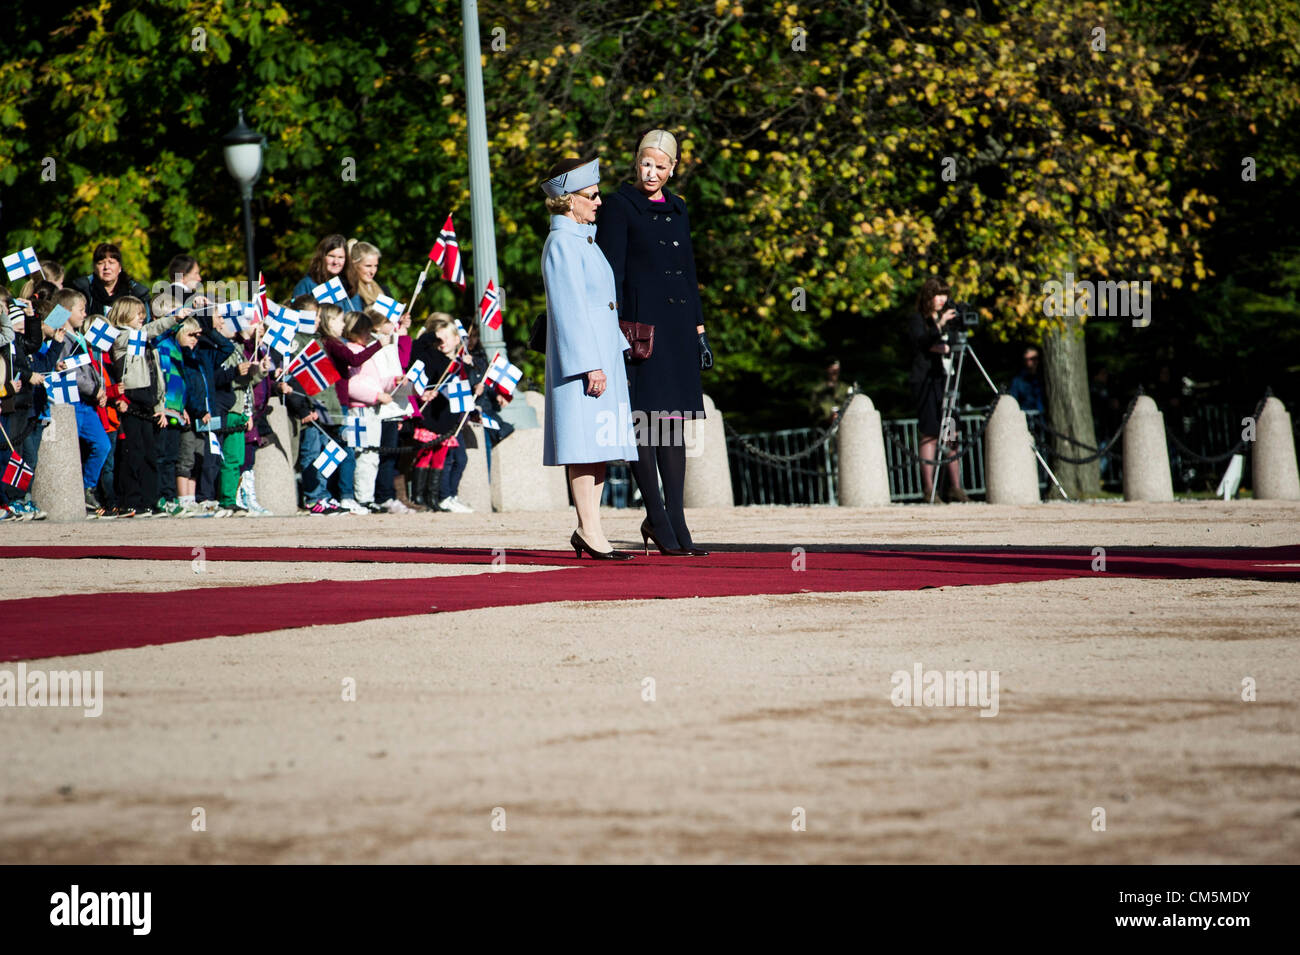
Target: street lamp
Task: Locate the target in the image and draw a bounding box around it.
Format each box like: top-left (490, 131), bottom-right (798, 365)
top-left (222, 109), bottom-right (265, 304)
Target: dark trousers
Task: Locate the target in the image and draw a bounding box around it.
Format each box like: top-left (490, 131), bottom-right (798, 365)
top-left (120, 413), bottom-right (160, 511)
top-left (439, 444), bottom-right (467, 499)
top-left (198, 442), bottom-right (221, 501)
top-left (375, 420), bottom-right (399, 504)
top-left (158, 425), bottom-right (181, 501)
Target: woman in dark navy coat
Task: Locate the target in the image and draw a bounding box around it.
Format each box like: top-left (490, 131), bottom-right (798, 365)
top-left (597, 129), bottom-right (714, 556)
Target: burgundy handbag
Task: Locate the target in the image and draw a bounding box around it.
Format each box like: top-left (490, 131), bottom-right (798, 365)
top-left (619, 320), bottom-right (654, 361)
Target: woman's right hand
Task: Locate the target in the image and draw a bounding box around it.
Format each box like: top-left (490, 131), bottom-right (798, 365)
top-left (937, 307), bottom-right (956, 327)
top-left (585, 370), bottom-right (606, 397)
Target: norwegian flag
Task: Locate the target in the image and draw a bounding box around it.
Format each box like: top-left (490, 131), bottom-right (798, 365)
top-left (286, 341), bottom-right (341, 396)
top-left (2, 453), bottom-right (34, 492)
top-left (443, 355), bottom-right (469, 381)
top-left (478, 279), bottom-right (503, 330)
top-left (257, 271), bottom-right (269, 320)
top-left (85, 317), bottom-right (119, 352)
top-left (442, 377), bottom-right (474, 414)
top-left (428, 214), bottom-right (466, 289)
top-left (484, 351), bottom-right (522, 398)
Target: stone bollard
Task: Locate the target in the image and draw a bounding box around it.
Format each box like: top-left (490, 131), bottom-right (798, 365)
top-left (252, 398), bottom-right (299, 516)
top-left (1122, 395), bottom-right (1174, 502)
top-left (683, 394), bottom-right (734, 508)
top-left (457, 422), bottom-right (493, 513)
top-left (29, 403), bottom-right (85, 522)
top-left (1252, 396), bottom-right (1300, 500)
top-left (985, 395), bottom-right (1040, 504)
top-left (836, 393), bottom-right (891, 506)
top-left (490, 391), bottom-right (570, 511)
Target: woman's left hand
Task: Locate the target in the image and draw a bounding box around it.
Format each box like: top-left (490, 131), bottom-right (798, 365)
top-left (698, 331), bottom-right (714, 370)
top-left (585, 370), bottom-right (607, 397)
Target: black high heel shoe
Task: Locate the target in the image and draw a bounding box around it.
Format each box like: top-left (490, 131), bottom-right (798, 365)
top-left (571, 530), bottom-right (635, 561)
top-left (639, 518), bottom-right (691, 556)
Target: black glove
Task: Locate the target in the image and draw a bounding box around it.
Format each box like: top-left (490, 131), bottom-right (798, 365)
top-left (698, 331), bottom-right (714, 370)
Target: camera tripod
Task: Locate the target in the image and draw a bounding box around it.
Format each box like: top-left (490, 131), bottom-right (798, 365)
top-left (931, 332), bottom-right (1069, 503)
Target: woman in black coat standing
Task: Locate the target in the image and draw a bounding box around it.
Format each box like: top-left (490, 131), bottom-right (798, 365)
top-left (597, 129), bottom-right (713, 556)
top-left (909, 276), bottom-right (968, 503)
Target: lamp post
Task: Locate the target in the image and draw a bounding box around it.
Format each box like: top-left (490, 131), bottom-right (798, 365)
top-left (222, 109), bottom-right (265, 304)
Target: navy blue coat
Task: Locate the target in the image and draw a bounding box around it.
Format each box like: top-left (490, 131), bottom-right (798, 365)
top-left (596, 182), bottom-right (706, 417)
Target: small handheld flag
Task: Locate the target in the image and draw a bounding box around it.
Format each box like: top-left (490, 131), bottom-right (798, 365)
top-left (2, 247), bottom-right (41, 281)
top-left (218, 300), bottom-right (251, 320)
top-left (453, 319), bottom-right (469, 342)
top-left (478, 412), bottom-right (501, 431)
top-left (428, 214), bottom-right (466, 289)
top-left (404, 360), bottom-right (428, 394)
top-left (296, 310), bottom-right (318, 334)
top-left (85, 318), bottom-right (119, 352)
top-left (2, 453), bottom-right (34, 492)
top-left (266, 302), bottom-right (297, 328)
top-left (442, 377), bottom-right (474, 414)
top-left (312, 277), bottom-right (349, 305)
top-left (43, 304), bottom-right (71, 331)
top-left (372, 295), bottom-right (405, 322)
top-left (46, 373), bottom-right (80, 404)
top-left (128, 328), bottom-right (148, 357)
top-left (479, 279), bottom-right (503, 330)
top-left (313, 440), bottom-right (347, 478)
top-left (343, 413), bottom-right (380, 449)
top-left (208, 432), bottom-right (223, 457)
top-left (287, 341), bottom-right (341, 396)
top-left (61, 352), bottom-right (92, 371)
top-left (263, 318), bottom-right (297, 356)
top-left (484, 351), bottom-right (523, 398)
top-left (257, 271), bottom-right (269, 320)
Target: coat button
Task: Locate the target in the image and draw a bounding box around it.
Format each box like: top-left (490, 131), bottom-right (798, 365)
top-left (676, 270), bottom-right (683, 275)
top-left (673, 241), bottom-right (680, 246)
top-left (658, 239), bottom-right (666, 245)
top-left (668, 297), bottom-right (675, 304)
top-left (586, 236), bottom-right (593, 244)
top-left (652, 215), bottom-right (658, 220)
top-left (608, 302), bottom-right (615, 310)
top-left (665, 216), bottom-right (672, 221)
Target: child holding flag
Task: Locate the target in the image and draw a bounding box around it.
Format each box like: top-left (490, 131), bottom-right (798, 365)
top-left (46, 288), bottom-right (113, 514)
top-left (108, 295), bottom-right (181, 516)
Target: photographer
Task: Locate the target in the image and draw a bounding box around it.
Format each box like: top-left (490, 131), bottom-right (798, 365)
top-left (908, 277), bottom-right (969, 503)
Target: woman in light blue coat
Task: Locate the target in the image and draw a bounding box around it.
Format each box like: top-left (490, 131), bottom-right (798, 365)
top-left (541, 156), bottom-right (639, 560)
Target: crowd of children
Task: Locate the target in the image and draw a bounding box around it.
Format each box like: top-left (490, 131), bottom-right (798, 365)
top-left (0, 238), bottom-right (515, 521)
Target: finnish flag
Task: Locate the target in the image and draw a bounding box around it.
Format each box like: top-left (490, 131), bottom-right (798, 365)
top-left (312, 277), bottom-right (349, 305)
top-left (313, 440), bottom-right (347, 478)
top-left (2, 247), bottom-right (40, 281)
top-left (343, 414), bottom-right (380, 449)
top-left (85, 317), bottom-right (120, 352)
top-left (442, 377), bottom-right (474, 414)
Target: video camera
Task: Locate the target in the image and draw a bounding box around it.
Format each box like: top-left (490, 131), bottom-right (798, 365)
top-left (947, 301), bottom-right (979, 329)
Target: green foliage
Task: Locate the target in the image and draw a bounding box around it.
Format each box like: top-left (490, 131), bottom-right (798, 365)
top-left (0, 0), bottom-right (1295, 424)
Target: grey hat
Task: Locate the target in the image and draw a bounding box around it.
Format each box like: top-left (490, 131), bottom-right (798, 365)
top-left (540, 157), bottom-right (601, 199)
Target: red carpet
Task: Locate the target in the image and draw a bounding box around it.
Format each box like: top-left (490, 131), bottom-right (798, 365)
top-left (1, 544), bottom-right (1296, 661)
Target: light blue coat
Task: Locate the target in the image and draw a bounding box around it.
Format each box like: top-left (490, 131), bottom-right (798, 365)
top-left (541, 215), bottom-right (639, 466)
